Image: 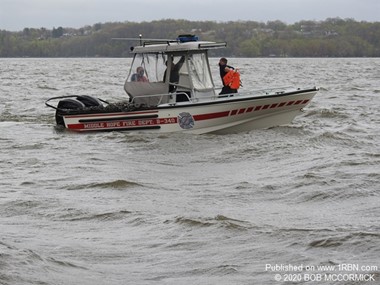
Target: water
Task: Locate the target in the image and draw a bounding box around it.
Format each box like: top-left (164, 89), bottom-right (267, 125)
top-left (1, 58), bottom-right (379, 284)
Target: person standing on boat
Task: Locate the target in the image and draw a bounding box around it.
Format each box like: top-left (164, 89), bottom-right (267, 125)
top-left (165, 56), bottom-right (185, 92)
top-left (131, 66), bottom-right (149, 82)
top-left (219, 57), bottom-right (238, 95)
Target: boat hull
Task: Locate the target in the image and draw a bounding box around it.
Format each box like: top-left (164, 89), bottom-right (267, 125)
top-left (59, 88), bottom-right (317, 134)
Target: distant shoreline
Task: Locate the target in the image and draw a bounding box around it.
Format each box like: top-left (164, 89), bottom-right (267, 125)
top-left (1, 19), bottom-right (379, 57)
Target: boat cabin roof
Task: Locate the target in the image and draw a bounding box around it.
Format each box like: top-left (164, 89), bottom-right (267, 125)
top-left (131, 41), bottom-right (227, 54)
top-left (129, 35), bottom-right (226, 54)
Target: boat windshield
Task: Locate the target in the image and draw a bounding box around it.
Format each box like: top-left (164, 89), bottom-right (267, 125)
top-left (128, 53), bottom-right (167, 83)
top-left (188, 53), bottom-right (213, 90)
top-left (128, 52), bottom-right (213, 89)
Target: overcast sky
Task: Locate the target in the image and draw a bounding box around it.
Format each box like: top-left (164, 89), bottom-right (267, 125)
top-left (1, 0), bottom-right (379, 31)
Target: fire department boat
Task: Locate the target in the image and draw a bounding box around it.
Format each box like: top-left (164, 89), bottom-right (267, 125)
top-left (45, 35), bottom-right (318, 134)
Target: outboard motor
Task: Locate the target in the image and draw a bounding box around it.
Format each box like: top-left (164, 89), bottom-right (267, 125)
top-left (55, 98), bottom-right (85, 126)
top-left (76, 95), bottom-right (103, 107)
top-left (54, 95), bottom-right (104, 126)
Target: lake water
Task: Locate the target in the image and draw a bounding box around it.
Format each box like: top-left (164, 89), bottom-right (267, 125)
top-left (0, 58), bottom-right (379, 284)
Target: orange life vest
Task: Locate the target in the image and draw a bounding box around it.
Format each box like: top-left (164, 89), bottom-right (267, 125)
top-left (223, 70), bottom-right (241, 89)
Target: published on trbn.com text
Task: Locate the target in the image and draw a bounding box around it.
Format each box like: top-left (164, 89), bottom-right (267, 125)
top-left (265, 263), bottom-right (378, 282)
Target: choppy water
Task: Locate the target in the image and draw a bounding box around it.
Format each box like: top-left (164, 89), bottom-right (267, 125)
top-left (1, 58), bottom-right (379, 285)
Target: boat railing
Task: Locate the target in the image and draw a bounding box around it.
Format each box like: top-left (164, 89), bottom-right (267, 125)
top-left (217, 86), bottom-right (299, 97)
top-left (193, 86), bottom-right (296, 101)
top-left (129, 92), bottom-right (167, 107)
top-left (130, 91), bottom-right (221, 106)
top-left (253, 86), bottom-right (295, 94)
top-left (129, 85), bottom-right (303, 107)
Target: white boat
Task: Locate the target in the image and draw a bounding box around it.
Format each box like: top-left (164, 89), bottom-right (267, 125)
top-left (45, 35), bottom-right (318, 134)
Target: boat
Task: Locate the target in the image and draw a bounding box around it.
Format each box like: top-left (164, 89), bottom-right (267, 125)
top-left (45, 35), bottom-right (318, 134)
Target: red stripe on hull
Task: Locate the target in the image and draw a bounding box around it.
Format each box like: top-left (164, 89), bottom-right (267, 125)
top-left (193, 111), bottom-right (230, 121)
top-left (270, 103), bottom-right (278, 109)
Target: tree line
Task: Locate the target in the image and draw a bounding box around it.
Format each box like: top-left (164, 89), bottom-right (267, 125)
top-left (1, 18), bottom-right (379, 57)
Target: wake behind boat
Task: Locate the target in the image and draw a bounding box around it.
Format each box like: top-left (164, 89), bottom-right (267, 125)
top-left (45, 35), bottom-right (318, 134)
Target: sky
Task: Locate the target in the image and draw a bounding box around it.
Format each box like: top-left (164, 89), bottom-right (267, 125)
top-left (1, 0), bottom-right (380, 31)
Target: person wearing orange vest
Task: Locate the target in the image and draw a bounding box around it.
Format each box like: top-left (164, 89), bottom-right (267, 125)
top-left (219, 57), bottom-right (239, 95)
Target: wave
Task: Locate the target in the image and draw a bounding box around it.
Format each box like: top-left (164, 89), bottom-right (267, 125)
top-left (308, 231), bottom-right (380, 249)
top-left (187, 264), bottom-right (239, 276)
top-left (287, 174), bottom-right (379, 203)
top-left (65, 179), bottom-right (142, 190)
top-left (170, 215), bottom-right (252, 231)
top-left (305, 107), bottom-right (350, 119)
top-left (309, 236), bottom-right (350, 248)
top-left (307, 130), bottom-right (358, 147)
top-left (0, 200), bottom-right (44, 217)
top-left (0, 242), bottom-right (88, 285)
top-left (0, 113), bottom-right (54, 124)
top-left (37, 85), bottom-right (59, 91)
top-left (64, 210), bottom-right (133, 222)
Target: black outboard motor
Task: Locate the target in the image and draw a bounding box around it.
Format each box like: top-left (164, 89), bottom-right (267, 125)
top-left (55, 95), bottom-right (103, 126)
top-left (55, 98), bottom-right (85, 126)
top-left (76, 95), bottom-right (104, 107)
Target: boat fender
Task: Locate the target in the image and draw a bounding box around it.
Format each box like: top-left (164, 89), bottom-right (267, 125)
top-left (223, 70), bottom-right (241, 89)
